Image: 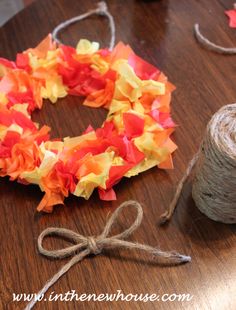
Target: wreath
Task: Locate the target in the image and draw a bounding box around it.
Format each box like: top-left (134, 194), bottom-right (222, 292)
top-left (0, 35), bottom-right (176, 212)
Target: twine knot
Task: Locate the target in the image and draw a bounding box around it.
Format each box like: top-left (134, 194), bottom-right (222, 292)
top-left (86, 236), bottom-right (101, 255)
top-left (97, 1), bottom-right (108, 14)
top-left (25, 200), bottom-right (190, 310)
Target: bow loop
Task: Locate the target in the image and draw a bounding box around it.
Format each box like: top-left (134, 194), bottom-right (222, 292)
top-left (38, 227), bottom-right (87, 259)
top-left (100, 200), bottom-right (143, 240)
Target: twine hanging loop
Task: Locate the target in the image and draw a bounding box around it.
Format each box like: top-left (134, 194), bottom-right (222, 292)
top-left (52, 1), bottom-right (116, 50)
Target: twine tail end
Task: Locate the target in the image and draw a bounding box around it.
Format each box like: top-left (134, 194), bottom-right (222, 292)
top-left (179, 254), bottom-right (191, 263)
top-left (170, 252), bottom-right (192, 264)
top-left (153, 250), bottom-right (191, 265)
top-left (158, 198), bottom-right (179, 225)
top-left (158, 211), bottom-right (171, 225)
top-left (159, 152), bottom-right (199, 225)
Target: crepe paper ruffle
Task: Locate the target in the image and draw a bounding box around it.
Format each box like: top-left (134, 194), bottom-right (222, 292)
top-left (0, 35), bottom-right (177, 212)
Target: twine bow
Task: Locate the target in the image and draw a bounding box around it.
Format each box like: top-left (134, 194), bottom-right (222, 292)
top-left (25, 201), bottom-right (191, 310)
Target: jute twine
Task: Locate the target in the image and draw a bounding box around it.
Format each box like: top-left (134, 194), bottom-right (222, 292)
top-left (52, 1), bottom-right (115, 50)
top-left (160, 104), bottom-right (236, 224)
top-left (194, 24), bottom-right (236, 54)
top-left (25, 201), bottom-right (190, 310)
top-left (194, 3), bottom-right (236, 53)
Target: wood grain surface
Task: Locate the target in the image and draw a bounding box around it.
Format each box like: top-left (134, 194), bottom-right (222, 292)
top-left (0, 0), bottom-right (235, 309)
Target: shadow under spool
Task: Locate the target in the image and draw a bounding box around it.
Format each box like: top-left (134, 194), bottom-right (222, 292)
top-left (192, 103), bottom-right (236, 224)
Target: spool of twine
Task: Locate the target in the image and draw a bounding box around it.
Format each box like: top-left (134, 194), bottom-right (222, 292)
top-left (160, 104), bottom-right (236, 224)
top-left (192, 104), bottom-right (236, 224)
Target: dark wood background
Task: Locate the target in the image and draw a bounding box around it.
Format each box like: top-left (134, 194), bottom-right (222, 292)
top-left (0, 0), bottom-right (235, 309)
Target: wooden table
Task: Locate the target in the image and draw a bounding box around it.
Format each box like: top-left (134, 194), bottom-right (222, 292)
top-left (0, 0), bottom-right (235, 309)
